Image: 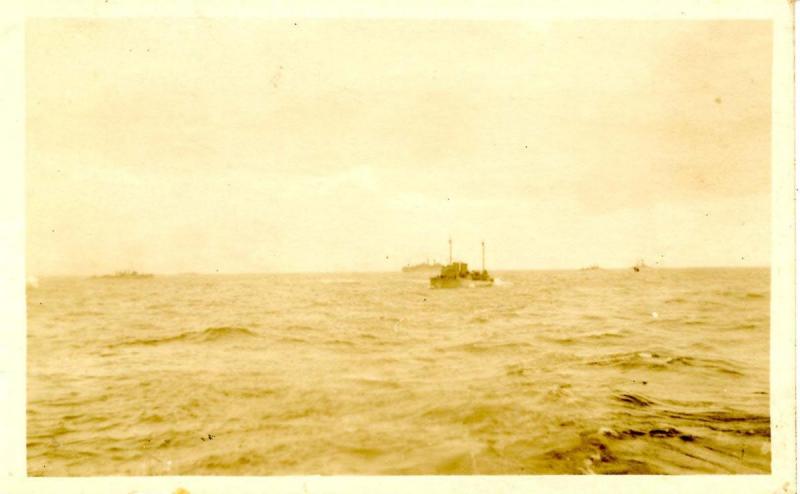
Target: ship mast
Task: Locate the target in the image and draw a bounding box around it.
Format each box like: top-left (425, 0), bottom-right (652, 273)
top-left (448, 237), bottom-right (452, 264)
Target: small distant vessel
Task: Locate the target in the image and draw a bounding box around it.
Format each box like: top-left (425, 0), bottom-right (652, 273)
top-left (580, 265), bottom-right (601, 271)
top-left (93, 270), bottom-right (154, 279)
top-left (633, 259), bottom-right (648, 272)
top-left (430, 239), bottom-right (493, 289)
top-left (402, 260), bottom-right (443, 274)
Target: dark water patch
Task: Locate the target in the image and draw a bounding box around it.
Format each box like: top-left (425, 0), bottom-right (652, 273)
top-left (545, 424), bottom-right (733, 474)
top-left (616, 393), bottom-right (655, 407)
top-left (612, 429), bottom-right (647, 438)
top-left (658, 409), bottom-right (771, 438)
top-left (666, 409), bottom-right (769, 424)
top-left (648, 427), bottom-right (682, 438)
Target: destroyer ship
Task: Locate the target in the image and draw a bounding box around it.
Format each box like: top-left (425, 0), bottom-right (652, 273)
top-left (430, 239), bottom-right (493, 288)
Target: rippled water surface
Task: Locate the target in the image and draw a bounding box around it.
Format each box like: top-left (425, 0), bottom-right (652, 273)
top-left (27, 268), bottom-right (770, 475)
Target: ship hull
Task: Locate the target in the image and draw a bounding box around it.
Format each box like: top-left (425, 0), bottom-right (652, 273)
top-left (430, 278), bottom-right (493, 289)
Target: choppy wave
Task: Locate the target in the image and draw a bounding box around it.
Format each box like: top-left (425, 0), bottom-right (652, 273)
top-left (109, 326), bottom-right (257, 347)
top-left (587, 351), bottom-right (745, 375)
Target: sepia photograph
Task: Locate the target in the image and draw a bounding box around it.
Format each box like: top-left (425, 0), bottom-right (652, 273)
top-left (3, 0), bottom-right (795, 490)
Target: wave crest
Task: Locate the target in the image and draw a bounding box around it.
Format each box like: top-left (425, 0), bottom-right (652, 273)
top-left (110, 326), bottom-right (257, 348)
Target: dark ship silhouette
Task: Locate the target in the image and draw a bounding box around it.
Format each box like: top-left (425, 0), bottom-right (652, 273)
top-left (430, 239), bottom-right (493, 288)
top-left (93, 270), bottom-right (154, 279)
top-left (401, 260), bottom-right (443, 274)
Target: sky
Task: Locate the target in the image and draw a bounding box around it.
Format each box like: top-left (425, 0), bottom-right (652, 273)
top-left (26, 19), bottom-right (772, 275)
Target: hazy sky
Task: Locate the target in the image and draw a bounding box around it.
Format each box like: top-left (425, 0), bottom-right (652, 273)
top-left (26, 19), bottom-right (772, 275)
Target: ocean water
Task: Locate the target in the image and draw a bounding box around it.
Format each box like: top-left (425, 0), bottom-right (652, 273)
top-left (27, 268), bottom-right (770, 475)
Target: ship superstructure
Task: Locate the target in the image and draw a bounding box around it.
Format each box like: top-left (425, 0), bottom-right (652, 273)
top-left (430, 239), bottom-right (493, 288)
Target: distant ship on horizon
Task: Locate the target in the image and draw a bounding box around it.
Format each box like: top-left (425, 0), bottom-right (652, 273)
top-left (633, 259), bottom-right (648, 272)
top-left (92, 270), bottom-right (155, 279)
top-left (401, 260), bottom-right (443, 274)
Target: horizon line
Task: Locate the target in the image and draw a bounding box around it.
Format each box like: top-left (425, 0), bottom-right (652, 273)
top-left (29, 264), bottom-right (772, 278)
